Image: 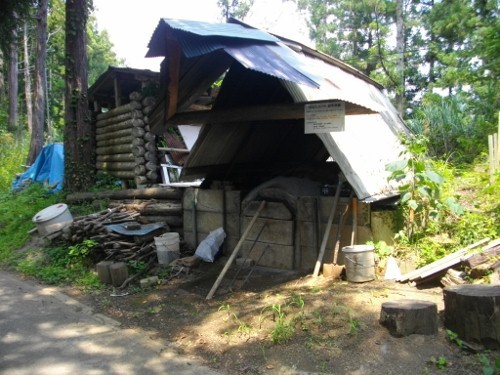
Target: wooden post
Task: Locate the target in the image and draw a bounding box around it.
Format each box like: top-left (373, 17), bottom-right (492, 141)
top-left (313, 174), bottom-right (345, 277)
top-left (206, 200), bottom-right (266, 300)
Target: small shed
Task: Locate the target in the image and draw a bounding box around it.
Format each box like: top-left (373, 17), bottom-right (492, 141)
top-left (87, 19), bottom-right (410, 272)
top-left (142, 18), bottom-right (409, 271)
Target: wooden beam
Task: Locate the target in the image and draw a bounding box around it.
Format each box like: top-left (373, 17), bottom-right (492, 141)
top-left (165, 101), bottom-right (375, 127)
top-left (165, 38), bottom-right (181, 121)
top-left (113, 77), bottom-right (121, 108)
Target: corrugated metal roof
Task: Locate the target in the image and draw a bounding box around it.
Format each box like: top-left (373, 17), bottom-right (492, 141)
top-left (145, 18), bottom-right (411, 202)
top-left (162, 18), bottom-right (280, 41)
top-left (146, 18), bottom-right (321, 88)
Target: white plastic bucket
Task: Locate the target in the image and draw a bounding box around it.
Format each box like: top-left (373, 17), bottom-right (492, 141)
top-left (154, 232), bottom-right (180, 265)
top-left (342, 245), bottom-right (375, 282)
top-left (32, 203), bottom-right (73, 236)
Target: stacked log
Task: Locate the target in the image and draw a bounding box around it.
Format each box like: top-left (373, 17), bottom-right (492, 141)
top-left (66, 187), bottom-right (184, 233)
top-left (62, 205), bottom-right (160, 263)
top-left (108, 199), bottom-right (183, 232)
top-left (95, 92), bottom-right (160, 186)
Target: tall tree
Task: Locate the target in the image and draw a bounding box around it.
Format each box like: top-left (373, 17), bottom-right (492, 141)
top-left (22, 22), bottom-right (33, 135)
top-left (64, 0), bottom-right (95, 192)
top-left (7, 24), bottom-right (19, 134)
top-left (47, 0), bottom-right (122, 136)
top-left (27, 0), bottom-right (48, 165)
top-left (217, 0), bottom-right (255, 21)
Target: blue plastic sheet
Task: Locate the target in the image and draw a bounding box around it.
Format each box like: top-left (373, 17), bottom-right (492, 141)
top-left (11, 143), bottom-right (64, 192)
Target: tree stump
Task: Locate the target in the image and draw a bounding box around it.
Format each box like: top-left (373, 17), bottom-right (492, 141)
top-left (109, 262), bottom-right (128, 287)
top-left (96, 261), bottom-right (113, 284)
top-left (443, 285), bottom-right (500, 349)
top-left (380, 299), bottom-right (438, 337)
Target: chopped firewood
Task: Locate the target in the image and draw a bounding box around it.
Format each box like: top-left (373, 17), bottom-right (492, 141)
top-left (441, 268), bottom-right (467, 287)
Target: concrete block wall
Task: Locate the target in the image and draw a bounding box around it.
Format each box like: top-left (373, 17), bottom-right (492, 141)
top-left (183, 188), bottom-right (241, 252)
top-left (182, 187), bottom-right (373, 271)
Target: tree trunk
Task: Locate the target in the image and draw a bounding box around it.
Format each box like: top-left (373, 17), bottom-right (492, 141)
top-left (380, 299), bottom-right (438, 337)
top-left (27, 0), bottom-right (48, 165)
top-left (64, 0), bottom-right (94, 192)
top-left (8, 24), bottom-right (18, 134)
top-left (22, 22), bottom-right (33, 135)
top-left (0, 50), bottom-right (4, 102)
top-left (443, 285), bottom-right (500, 349)
top-left (395, 0), bottom-right (405, 116)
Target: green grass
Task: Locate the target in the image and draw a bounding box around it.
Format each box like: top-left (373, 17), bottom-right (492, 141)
top-left (0, 185), bottom-right (61, 263)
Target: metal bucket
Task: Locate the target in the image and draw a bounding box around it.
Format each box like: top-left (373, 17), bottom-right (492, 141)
top-left (342, 245), bottom-right (375, 282)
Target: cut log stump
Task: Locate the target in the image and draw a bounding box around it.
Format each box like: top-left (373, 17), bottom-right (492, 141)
top-left (380, 299), bottom-right (438, 337)
top-left (96, 261), bottom-right (113, 284)
top-left (110, 262), bottom-right (128, 287)
top-left (443, 285), bottom-right (500, 349)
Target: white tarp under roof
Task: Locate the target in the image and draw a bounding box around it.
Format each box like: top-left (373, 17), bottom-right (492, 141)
top-left (282, 50), bottom-right (410, 201)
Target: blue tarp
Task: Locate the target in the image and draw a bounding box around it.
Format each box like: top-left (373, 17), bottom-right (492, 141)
top-left (11, 143), bottom-right (64, 192)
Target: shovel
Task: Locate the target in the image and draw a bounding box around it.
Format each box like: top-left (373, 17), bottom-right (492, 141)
top-left (325, 193), bottom-right (351, 279)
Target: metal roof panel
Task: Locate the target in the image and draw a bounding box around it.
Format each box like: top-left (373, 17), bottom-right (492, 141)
top-left (160, 18), bottom-right (280, 42)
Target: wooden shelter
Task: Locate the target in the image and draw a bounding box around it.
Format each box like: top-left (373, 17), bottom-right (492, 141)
top-left (85, 19), bottom-right (412, 273)
top-left (141, 18), bottom-right (411, 271)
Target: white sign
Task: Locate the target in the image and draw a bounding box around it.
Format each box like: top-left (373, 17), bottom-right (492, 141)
top-left (304, 101), bottom-right (345, 134)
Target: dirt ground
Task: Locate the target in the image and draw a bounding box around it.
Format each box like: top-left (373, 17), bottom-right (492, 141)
top-left (60, 258), bottom-right (498, 375)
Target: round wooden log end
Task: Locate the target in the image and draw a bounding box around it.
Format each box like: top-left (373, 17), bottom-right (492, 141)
top-left (380, 299), bottom-right (438, 337)
top-left (443, 285), bottom-right (500, 349)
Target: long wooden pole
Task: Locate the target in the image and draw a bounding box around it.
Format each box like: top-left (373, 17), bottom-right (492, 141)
top-left (206, 200), bottom-right (266, 300)
top-left (313, 174), bottom-right (345, 277)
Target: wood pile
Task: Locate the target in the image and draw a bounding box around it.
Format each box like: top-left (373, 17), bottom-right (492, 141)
top-left (61, 205), bottom-right (162, 263)
top-left (95, 92), bottom-right (159, 186)
top-left (397, 238), bottom-right (500, 286)
top-left (66, 186), bottom-right (184, 238)
top-left (108, 199), bottom-right (183, 231)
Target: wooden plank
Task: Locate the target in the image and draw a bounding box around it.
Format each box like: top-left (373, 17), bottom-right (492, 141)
top-left (183, 188), bottom-right (241, 214)
top-left (165, 38), bottom-right (180, 121)
top-left (183, 211), bottom-right (240, 237)
top-left (165, 101), bottom-right (375, 127)
top-left (243, 201), bottom-right (293, 220)
top-left (397, 238), bottom-right (491, 282)
top-left (313, 175), bottom-right (344, 277)
top-left (241, 218), bottom-right (293, 246)
top-left (241, 242), bottom-right (294, 270)
top-left (206, 200), bottom-right (266, 300)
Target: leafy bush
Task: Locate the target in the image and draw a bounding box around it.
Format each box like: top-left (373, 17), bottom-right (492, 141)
top-left (407, 94), bottom-right (491, 164)
top-left (0, 132), bottom-right (29, 193)
top-left (386, 134), bottom-right (464, 243)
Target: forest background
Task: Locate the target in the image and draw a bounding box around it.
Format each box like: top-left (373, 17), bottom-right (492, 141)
top-left (0, 0), bottom-right (498, 270)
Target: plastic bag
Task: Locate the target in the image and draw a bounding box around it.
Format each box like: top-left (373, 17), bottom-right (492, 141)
top-left (194, 227), bottom-right (226, 262)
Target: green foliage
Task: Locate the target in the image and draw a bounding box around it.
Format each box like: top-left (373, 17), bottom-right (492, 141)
top-left (407, 95), bottom-right (492, 163)
top-left (446, 329), bottom-right (463, 349)
top-left (0, 184), bottom-right (61, 263)
top-left (67, 239), bottom-right (97, 264)
top-left (436, 355), bottom-right (448, 370)
top-left (269, 303), bottom-right (295, 344)
top-left (0, 133), bottom-right (30, 193)
top-left (218, 303), bottom-right (253, 337)
top-left (217, 0), bottom-right (254, 21)
top-left (386, 134), bottom-right (464, 243)
top-left (367, 240), bottom-right (394, 259)
top-left (16, 244), bottom-right (99, 288)
top-left (478, 353), bottom-right (500, 375)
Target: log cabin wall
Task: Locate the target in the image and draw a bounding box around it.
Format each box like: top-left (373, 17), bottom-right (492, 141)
top-left (95, 91), bottom-right (160, 186)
